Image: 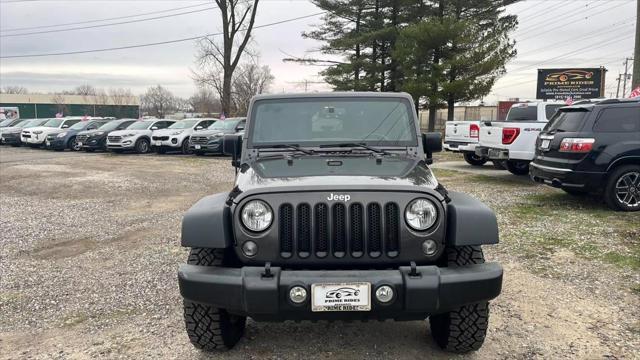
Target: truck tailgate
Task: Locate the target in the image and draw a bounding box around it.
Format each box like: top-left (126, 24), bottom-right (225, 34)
top-left (445, 121), bottom-right (478, 144)
top-left (479, 122), bottom-right (506, 149)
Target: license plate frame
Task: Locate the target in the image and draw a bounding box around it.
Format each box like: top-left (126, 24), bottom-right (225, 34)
top-left (540, 139), bottom-right (550, 150)
top-left (194, 144), bottom-right (202, 150)
top-left (311, 282), bottom-right (371, 312)
top-left (155, 141), bottom-right (162, 147)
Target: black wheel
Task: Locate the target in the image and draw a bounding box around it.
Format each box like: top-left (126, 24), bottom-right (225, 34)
top-left (430, 246), bottom-right (490, 353)
top-left (562, 188), bottom-right (588, 196)
top-left (463, 153), bottom-right (488, 166)
top-left (68, 136), bottom-right (81, 151)
top-left (505, 160), bottom-right (530, 176)
top-left (605, 165), bottom-right (640, 212)
top-left (491, 160), bottom-right (506, 170)
top-left (183, 248), bottom-right (246, 352)
top-left (181, 138), bottom-right (193, 155)
top-left (135, 138), bottom-right (150, 154)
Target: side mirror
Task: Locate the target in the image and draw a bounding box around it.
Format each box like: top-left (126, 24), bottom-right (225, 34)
top-left (422, 132), bottom-right (442, 165)
top-left (150, 126), bottom-right (158, 130)
top-left (62, 124), bottom-right (69, 128)
top-left (236, 125), bottom-right (245, 131)
top-left (195, 126), bottom-right (203, 130)
top-left (223, 134), bottom-right (243, 167)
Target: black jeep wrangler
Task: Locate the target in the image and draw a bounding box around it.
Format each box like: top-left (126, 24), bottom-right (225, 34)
top-left (178, 93), bottom-right (503, 353)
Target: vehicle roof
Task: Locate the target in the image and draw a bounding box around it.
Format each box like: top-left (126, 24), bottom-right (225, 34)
top-left (252, 92), bottom-right (414, 101)
top-left (561, 98), bottom-right (640, 110)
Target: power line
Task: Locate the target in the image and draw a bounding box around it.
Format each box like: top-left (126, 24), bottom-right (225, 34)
top-left (1, 5), bottom-right (218, 37)
top-left (0, 2), bottom-right (210, 32)
top-left (0, 12), bottom-right (327, 58)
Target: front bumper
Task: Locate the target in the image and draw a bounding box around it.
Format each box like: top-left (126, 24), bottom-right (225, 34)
top-left (106, 141), bottom-right (135, 149)
top-left (45, 138), bottom-right (66, 149)
top-left (190, 140), bottom-right (222, 153)
top-left (152, 138), bottom-right (181, 148)
top-left (0, 133), bottom-right (21, 145)
top-left (80, 137), bottom-right (105, 150)
top-left (22, 135), bottom-right (46, 145)
top-left (178, 262), bottom-right (503, 321)
top-left (444, 141), bottom-right (477, 153)
top-left (529, 162), bottom-right (605, 192)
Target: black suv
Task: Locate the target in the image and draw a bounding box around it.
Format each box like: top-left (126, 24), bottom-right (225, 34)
top-left (530, 98), bottom-right (640, 211)
top-left (178, 93), bottom-right (502, 353)
top-left (76, 119), bottom-right (137, 152)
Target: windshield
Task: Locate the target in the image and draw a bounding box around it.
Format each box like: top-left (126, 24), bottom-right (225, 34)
top-left (0, 119), bottom-right (13, 127)
top-left (43, 119), bottom-right (64, 127)
top-left (208, 119), bottom-right (241, 130)
top-left (17, 120), bottom-right (36, 128)
top-left (169, 120), bottom-right (199, 129)
top-left (98, 120), bottom-right (124, 131)
top-left (544, 110), bottom-right (589, 132)
top-left (70, 121), bottom-right (90, 130)
top-left (506, 105), bottom-right (537, 121)
top-left (126, 121), bottom-right (152, 130)
top-left (249, 98), bottom-right (416, 147)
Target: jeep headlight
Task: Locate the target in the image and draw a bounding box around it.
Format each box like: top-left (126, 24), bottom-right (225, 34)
top-left (241, 200), bottom-right (273, 232)
top-left (57, 132), bottom-right (67, 138)
top-left (405, 198), bottom-right (437, 231)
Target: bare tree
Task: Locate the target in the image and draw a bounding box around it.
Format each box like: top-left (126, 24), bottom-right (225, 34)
top-left (189, 88), bottom-right (221, 115)
top-left (51, 94), bottom-right (68, 115)
top-left (232, 60), bottom-right (274, 115)
top-left (193, 0), bottom-right (260, 115)
top-left (109, 88), bottom-right (136, 118)
top-left (73, 84), bottom-right (97, 96)
top-left (140, 85), bottom-right (177, 118)
top-left (1, 86), bottom-right (28, 94)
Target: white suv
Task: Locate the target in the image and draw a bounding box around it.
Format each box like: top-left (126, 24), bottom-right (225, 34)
top-left (21, 117), bottom-right (83, 147)
top-left (106, 119), bottom-right (174, 154)
top-left (151, 118), bottom-right (217, 155)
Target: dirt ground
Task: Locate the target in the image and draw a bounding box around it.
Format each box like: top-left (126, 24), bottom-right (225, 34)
top-left (0, 147), bottom-right (638, 359)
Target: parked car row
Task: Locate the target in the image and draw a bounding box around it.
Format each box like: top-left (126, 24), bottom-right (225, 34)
top-left (0, 116), bottom-right (247, 156)
top-left (445, 98), bottom-right (640, 211)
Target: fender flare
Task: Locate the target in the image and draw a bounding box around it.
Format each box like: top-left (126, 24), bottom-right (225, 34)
top-left (181, 192), bottom-right (233, 248)
top-left (446, 191), bottom-right (499, 246)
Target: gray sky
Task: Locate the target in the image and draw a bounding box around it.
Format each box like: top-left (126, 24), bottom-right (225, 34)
top-left (0, 0), bottom-right (637, 104)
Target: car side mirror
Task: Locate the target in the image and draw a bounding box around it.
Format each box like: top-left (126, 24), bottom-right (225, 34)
top-left (236, 125), bottom-right (245, 131)
top-left (422, 132), bottom-right (442, 165)
top-left (223, 134), bottom-right (242, 168)
top-left (150, 126), bottom-right (158, 130)
top-left (195, 126), bottom-right (203, 130)
top-left (62, 124), bottom-right (69, 128)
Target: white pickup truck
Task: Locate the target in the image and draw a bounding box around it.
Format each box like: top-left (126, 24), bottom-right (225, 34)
top-left (475, 101), bottom-right (564, 175)
top-left (443, 121), bottom-right (488, 166)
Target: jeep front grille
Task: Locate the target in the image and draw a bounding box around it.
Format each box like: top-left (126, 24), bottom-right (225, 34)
top-left (278, 201), bottom-right (400, 259)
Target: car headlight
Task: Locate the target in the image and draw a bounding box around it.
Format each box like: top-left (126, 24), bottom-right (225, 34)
top-left (171, 130), bottom-right (183, 135)
top-left (33, 130), bottom-right (43, 134)
top-left (57, 132), bottom-right (67, 138)
top-left (241, 200), bottom-right (273, 232)
top-left (122, 133), bottom-right (135, 138)
top-left (94, 132), bottom-right (104, 136)
top-left (405, 198), bottom-right (437, 231)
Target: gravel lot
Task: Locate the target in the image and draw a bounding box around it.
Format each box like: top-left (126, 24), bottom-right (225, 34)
top-left (0, 147), bottom-right (638, 359)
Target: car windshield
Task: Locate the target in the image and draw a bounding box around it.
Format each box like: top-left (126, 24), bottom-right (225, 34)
top-left (506, 105), bottom-right (537, 121)
top-left (169, 120), bottom-right (199, 129)
top-left (249, 98), bottom-right (416, 147)
top-left (42, 119), bottom-right (64, 127)
top-left (127, 121), bottom-right (152, 130)
top-left (208, 119), bottom-right (241, 130)
top-left (97, 120), bottom-right (124, 131)
top-left (0, 119), bottom-right (13, 127)
top-left (17, 120), bottom-right (36, 128)
top-left (544, 109), bottom-right (589, 132)
top-left (70, 121), bottom-right (90, 130)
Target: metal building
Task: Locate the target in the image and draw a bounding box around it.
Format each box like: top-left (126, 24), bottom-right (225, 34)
top-left (0, 93), bottom-right (139, 119)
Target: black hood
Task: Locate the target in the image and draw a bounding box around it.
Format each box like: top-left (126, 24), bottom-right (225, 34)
top-left (234, 156), bottom-right (438, 195)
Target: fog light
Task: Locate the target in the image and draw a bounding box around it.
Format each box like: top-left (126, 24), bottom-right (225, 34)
top-left (289, 286), bottom-right (307, 304)
top-left (375, 285), bottom-right (394, 303)
top-left (422, 239), bottom-right (437, 256)
top-left (241, 241), bottom-right (258, 257)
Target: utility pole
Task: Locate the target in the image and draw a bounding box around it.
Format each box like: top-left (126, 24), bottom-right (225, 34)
top-left (616, 73), bottom-right (623, 98)
top-left (622, 58), bottom-right (633, 97)
top-left (633, 0), bottom-right (639, 88)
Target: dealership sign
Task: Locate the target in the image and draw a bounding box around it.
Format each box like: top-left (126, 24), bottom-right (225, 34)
top-left (536, 68), bottom-right (606, 100)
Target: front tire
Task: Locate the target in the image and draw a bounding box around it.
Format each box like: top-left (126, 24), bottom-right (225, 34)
top-left (135, 138), bottom-right (150, 154)
top-left (181, 138), bottom-right (193, 155)
top-left (505, 160), bottom-right (530, 176)
top-left (183, 248), bottom-right (246, 352)
top-left (605, 165), bottom-right (640, 212)
top-left (463, 153), bottom-right (488, 166)
top-left (430, 246), bottom-right (490, 353)
top-left (68, 136), bottom-right (80, 151)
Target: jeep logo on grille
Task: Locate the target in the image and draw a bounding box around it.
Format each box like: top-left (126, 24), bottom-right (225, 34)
top-left (327, 193), bottom-right (351, 202)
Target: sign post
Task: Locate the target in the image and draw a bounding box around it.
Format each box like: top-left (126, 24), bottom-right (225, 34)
top-left (536, 67), bottom-right (606, 100)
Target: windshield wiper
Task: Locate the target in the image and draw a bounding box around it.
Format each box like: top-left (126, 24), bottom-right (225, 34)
top-left (319, 142), bottom-right (391, 155)
top-left (256, 144), bottom-right (315, 155)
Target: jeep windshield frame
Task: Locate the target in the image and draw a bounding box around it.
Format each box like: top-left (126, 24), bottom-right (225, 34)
top-left (246, 97), bottom-right (418, 150)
